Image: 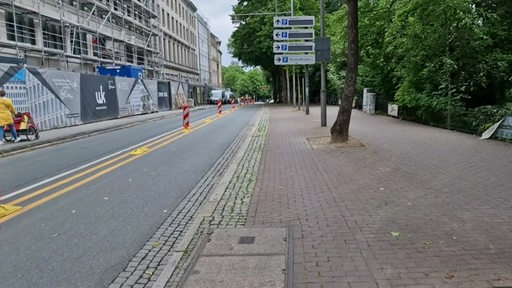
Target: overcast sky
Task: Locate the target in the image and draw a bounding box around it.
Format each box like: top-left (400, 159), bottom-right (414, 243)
top-left (193, 0), bottom-right (238, 66)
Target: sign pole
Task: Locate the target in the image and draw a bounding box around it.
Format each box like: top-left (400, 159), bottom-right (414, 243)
top-left (292, 67), bottom-right (296, 108)
top-left (320, 0), bottom-right (327, 127)
top-left (286, 69), bottom-right (290, 104)
top-left (305, 66), bottom-right (310, 115)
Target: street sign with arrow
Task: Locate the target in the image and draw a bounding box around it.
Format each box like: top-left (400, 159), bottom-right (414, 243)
top-left (274, 29), bottom-right (315, 41)
top-left (273, 42), bottom-right (315, 53)
top-left (274, 54), bottom-right (315, 65)
top-left (273, 16), bottom-right (315, 28)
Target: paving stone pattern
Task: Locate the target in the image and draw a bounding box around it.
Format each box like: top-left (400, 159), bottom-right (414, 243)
top-left (165, 108), bottom-right (269, 287)
top-left (109, 110), bottom-right (266, 288)
top-left (248, 106), bottom-right (512, 288)
top-left (110, 104), bottom-right (512, 288)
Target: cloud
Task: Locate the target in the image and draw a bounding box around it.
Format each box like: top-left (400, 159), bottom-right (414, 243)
top-left (194, 0), bottom-right (238, 66)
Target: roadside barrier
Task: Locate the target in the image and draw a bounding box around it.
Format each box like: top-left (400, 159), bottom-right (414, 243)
top-left (183, 105), bottom-right (190, 131)
top-left (217, 99), bottom-right (222, 116)
top-left (231, 99), bottom-right (235, 110)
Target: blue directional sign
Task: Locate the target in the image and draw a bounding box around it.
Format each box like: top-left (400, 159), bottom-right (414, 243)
top-left (273, 42), bottom-right (315, 53)
top-left (274, 54), bottom-right (315, 65)
top-left (273, 29), bottom-right (315, 41)
top-left (274, 16), bottom-right (315, 28)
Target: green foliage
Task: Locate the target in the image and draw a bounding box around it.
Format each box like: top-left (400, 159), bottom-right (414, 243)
top-left (229, 0), bottom-right (512, 134)
top-left (222, 65), bottom-right (270, 99)
top-left (400, 103), bottom-right (511, 135)
top-left (323, 0), bottom-right (512, 133)
top-left (222, 65), bottom-right (245, 92)
top-left (229, 0), bottom-right (277, 71)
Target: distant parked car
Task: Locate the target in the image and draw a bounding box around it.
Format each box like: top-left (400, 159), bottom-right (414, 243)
top-left (208, 89), bottom-right (224, 104)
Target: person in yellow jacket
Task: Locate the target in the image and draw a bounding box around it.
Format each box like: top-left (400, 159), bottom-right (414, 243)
top-left (0, 89), bottom-right (20, 144)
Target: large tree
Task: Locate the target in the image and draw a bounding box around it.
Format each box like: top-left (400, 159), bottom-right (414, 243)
top-left (330, 0), bottom-right (358, 143)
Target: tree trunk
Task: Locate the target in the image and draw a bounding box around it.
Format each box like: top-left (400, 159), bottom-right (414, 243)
top-left (330, 0), bottom-right (359, 143)
top-left (272, 67), bottom-right (280, 102)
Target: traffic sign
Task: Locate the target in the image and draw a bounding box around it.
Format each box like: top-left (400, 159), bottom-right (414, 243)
top-left (273, 16), bottom-right (315, 28)
top-left (274, 54), bottom-right (315, 65)
top-left (274, 29), bottom-right (315, 41)
top-left (273, 42), bottom-right (315, 53)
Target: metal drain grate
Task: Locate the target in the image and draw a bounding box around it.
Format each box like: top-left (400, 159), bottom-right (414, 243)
top-left (238, 236), bottom-right (256, 244)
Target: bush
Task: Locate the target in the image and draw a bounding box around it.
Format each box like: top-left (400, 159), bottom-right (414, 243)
top-left (398, 103), bottom-right (511, 135)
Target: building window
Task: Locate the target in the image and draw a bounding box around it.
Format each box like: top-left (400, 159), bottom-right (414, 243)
top-left (168, 39), bottom-right (171, 62)
top-left (72, 31), bottom-right (88, 55)
top-left (172, 42), bottom-right (176, 62)
top-left (5, 11), bottom-right (36, 45)
top-left (163, 36), bottom-right (167, 61)
top-left (42, 20), bottom-right (64, 50)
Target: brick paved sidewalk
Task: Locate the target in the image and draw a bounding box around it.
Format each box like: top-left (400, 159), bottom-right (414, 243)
top-left (248, 105), bottom-right (512, 288)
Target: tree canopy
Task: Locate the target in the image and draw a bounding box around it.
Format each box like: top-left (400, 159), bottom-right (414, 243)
top-left (222, 65), bottom-right (271, 100)
top-left (228, 0), bottom-right (512, 135)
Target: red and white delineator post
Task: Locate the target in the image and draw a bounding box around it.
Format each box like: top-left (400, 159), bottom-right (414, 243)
top-left (231, 99), bottom-right (235, 110)
top-left (217, 99), bottom-right (222, 116)
top-left (182, 104), bottom-right (190, 131)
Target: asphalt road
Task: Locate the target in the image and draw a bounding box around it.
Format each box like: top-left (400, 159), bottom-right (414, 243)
top-left (0, 105), bottom-right (260, 288)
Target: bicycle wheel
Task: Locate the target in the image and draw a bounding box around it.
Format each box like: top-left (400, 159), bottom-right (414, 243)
top-left (26, 127), bottom-right (37, 141)
top-left (4, 130), bottom-right (12, 141)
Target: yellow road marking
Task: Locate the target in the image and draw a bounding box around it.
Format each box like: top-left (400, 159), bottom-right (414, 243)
top-left (130, 147), bottom-right (150, 155)
top-left (0, 204), bottom-right (22, 218)
top-left (7, 127), bottom-right (187, 206)
top-left (0, 115), bottom-right (220, 223)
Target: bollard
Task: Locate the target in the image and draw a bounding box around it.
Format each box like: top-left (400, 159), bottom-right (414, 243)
top-left (217, 99), bottom-right (222, 115)
top-left (183, 104), bottom-right (190, 131)
top-left (231, 99), bottom-right (235, 110)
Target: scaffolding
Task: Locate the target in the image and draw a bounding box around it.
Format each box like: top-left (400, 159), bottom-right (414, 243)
top-left (0, 0), bottom-right (162, 78)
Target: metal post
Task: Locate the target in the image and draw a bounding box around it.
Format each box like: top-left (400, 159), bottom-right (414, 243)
top-left (301, 74), bottom-right (304, 111)
top-left (292, 67), bottom-right (296, 108)
top-left (320, 0), bottom-right (327, 126)
top-left (305, 66), bottom-right (310, 115)
top-left (286, 69), bottom-right (290, 104)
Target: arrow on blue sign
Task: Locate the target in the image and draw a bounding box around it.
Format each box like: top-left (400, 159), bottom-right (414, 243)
top-left (275, 31), bottom-right (289, 39)
top-left (274, 44), bottom-right (288, 51)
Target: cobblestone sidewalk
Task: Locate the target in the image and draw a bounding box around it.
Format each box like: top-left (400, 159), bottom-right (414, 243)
top-left (248, 105), bottom-right (512, 288)
top-left (110, 107), bottom-right (269, 288)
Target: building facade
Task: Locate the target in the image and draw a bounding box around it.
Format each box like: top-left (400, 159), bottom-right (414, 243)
top-left (196, 14), bottom-right (210, 87)
top-left (0, 0), bottom-right (222, 87)
top-left (159, 0), bottom-right (199, 83)
top-left (208, 32), bottom-right (222, 88)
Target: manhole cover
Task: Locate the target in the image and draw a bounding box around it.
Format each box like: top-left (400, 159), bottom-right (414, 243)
top-left (238, 236), bottom-right (256, 245)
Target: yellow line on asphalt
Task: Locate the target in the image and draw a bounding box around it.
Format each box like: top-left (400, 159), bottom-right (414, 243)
top-left (0, 116), bottom-right (219, 223)
top-left (7, 129), bottom-right (181, 206)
